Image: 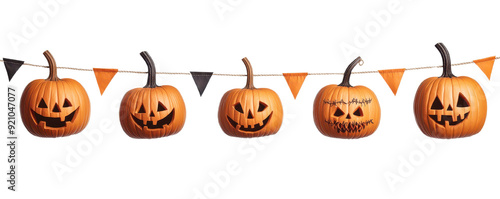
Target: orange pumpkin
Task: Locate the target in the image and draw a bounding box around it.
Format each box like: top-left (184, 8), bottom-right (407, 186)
top-left (20, 51), bottom-right (91, 137)
top-left (119, 51), bottom-right (186, 139)
top-left (218, 57), bottom-right (283, 137)
top-left (313, 57), bottom-right (381, 138)
top-left (414, 43), bottom-right (487, 138)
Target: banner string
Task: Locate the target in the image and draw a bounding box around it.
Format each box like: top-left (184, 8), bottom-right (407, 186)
top-left (1, 57), bottom-right (498, 77)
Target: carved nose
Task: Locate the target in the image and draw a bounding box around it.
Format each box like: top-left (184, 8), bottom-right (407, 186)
top-left (346, 114), bottom-right (351, 119)
top-left (150, 111), bottom-right (155, 117)
top-left (447, 105), bottom-right (453, 111)
top-left (52, 103), bottom-right (61, 112)
top-left (247, 110), bottom-right (254, 119)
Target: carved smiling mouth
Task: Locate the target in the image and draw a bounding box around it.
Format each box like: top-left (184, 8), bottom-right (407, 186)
top-left (429, 112), bottom-right (469, 126)
top-left (131, 109), bottom-right (175, 129)
top-left (31, 108), bottom-right (79, 128)
top-left (227, 112), bottom-right (273, 132)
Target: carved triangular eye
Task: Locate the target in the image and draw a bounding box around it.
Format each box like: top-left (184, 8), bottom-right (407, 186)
top-left (38, 99), bottom-right (48, 108)
top-left (353, 107), bottom-right (363, 117)
top-left (157, 102), bottom-right (167, 111)
top-left (333, 107), bottom-right (345, 117)
top-left (431, 97), bottom-right (444, 110)
top-left (63, 99), bottom-right (72, 107)
top-left (234, 103), bottom-right (244, 113)
top-left (457, 93), bottom-right (470, 108)
top-left (138, 105), bottom-right (146, 113)
top-left (258, 101), bottom-right (267, 112)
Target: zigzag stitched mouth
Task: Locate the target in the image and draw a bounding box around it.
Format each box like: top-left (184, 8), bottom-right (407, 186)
top-left (227, 112), bottom-right (273, 132)
top-left (31, 108), bottom-right (79, 128)
top-left (325, 119), bottom-right (374, 133)
top-left (131, 109), bottom-right (175, 129)
top-left (429, 112), bottom-right (469, 126)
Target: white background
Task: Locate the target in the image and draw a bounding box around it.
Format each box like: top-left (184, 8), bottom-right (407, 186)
top-left (1, 0), bottom-right (500, 198)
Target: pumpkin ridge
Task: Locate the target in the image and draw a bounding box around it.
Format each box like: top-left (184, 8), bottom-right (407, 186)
top-left (65, 80), bottom-right (78, 134)
top-left (22, 82), bottom-right (35, 135)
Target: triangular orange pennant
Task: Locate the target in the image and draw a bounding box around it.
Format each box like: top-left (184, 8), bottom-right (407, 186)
top-left (93, 68), bottom-right (118, 95)
top-left (473, 56), bottom-right (496, 80)
top-left (283, 73), bottom-right (308, 99)
top-left (378, 68), bottom-right (405, 96)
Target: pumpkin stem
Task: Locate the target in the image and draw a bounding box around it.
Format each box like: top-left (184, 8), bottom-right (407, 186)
top-left (140, 51), bottom-right (158, 88)
top-left (242, 57), bottom-right (256, 89)
top-left (338, 56), bottom-right (363, 87)
top-left (43, 50), bottom-right (60, 81)
top-left (435, 43), bottom-right (455, 78)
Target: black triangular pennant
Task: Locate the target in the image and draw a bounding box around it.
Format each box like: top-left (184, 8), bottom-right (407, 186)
top-left (190, 71), bottom-right (213, 96)
top-left (3, 58), bottom-right (24, 81)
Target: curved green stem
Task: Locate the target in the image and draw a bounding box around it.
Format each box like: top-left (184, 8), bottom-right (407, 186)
top-left (242, 57), bottom-right (255, 89)
top-left (435, 43), bottom-right (455, 78)
top-left (44, 50), bottom-right (60, 81)
top-left (140, 51), bottom-right (158, 88)
top-left (338, 56), bottom-right (362, 87)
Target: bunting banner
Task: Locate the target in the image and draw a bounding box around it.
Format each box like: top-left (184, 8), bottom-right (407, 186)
top-left (3, 58), bottom-right (24, 81)
top-left (378, 69), bottom-right (405, 96)
top-left (0, 56), bottom-right (498, 99)
top-left (283, 73), bottom-right (308, 99)
top-left (93, 68), bottom-right (118, 95)
top-left (190, 71), bottom-right (213, 96)
top-left (473, 56), bottom-right (496, 80)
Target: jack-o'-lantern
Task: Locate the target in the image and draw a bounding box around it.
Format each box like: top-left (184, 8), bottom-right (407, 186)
top-left (218, 57), bottom-right (283, 138)
top-left (20, 51), bottom-right (91, 137)
top-left (313, 57), bottom-right (381, 139)
top-left (119, 51), bottom-right (186, 139)
top-left (414, 43), bottom-right (487, 138)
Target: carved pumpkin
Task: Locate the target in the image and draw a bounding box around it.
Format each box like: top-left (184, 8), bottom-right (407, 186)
top-left (313, 57), bottom-right (381, 138)
top-left (218, 57), bottom-right (283, 137)
top-left (20, 51), bottom-right (91, 137)
top-left (414, 43), bottom-right (487, 138)
top-left (119, 51), bottom-right (186, 139)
